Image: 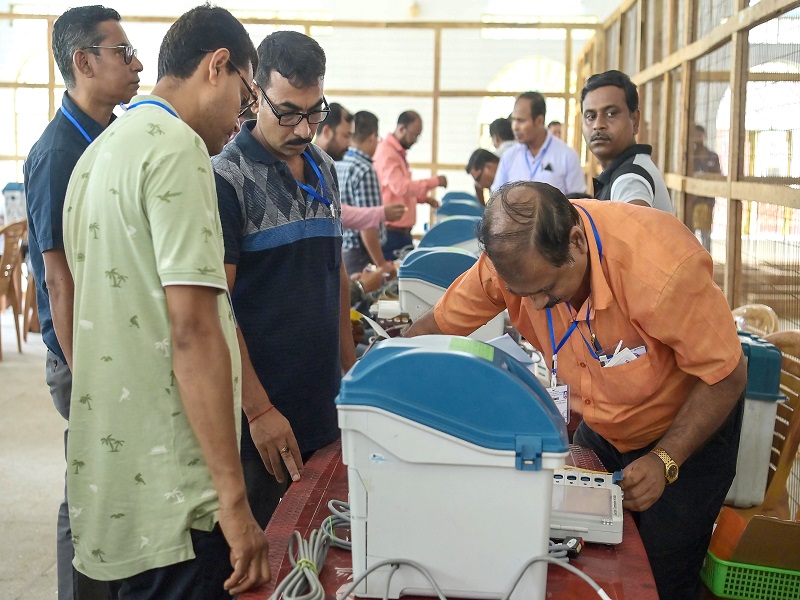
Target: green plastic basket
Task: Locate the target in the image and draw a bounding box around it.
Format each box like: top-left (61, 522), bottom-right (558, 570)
top-left (701, 551), bottom-right (800, 599)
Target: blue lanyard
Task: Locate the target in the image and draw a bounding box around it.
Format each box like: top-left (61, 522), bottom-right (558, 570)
top-left (527, 135), bottom-right (554, 179)
top-left (545, 204), bottom-right (604, 376)
top-left (296, 149), bottom-right (330, 209)
top-left (575, 204), bottom-right (602, 262)
top-left (60, 106), bottom-right (93, 144)
top-left (126, 100), bottom-right (179, 119)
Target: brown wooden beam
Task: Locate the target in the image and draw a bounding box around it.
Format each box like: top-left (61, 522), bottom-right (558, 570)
top-left (0, 12), bottom-right (602, 30)
top-left (631, 0), bottom-right (800, 86)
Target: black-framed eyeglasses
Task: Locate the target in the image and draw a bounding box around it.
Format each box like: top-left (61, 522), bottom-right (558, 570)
top-left (254, 80), bottom-right (329, 127)
top-left (197, 49), bottom-right (258, 119)
top-left (81, 44), bottom-right (137, 65)
top-left (228, 62), bottom-right (259, 119)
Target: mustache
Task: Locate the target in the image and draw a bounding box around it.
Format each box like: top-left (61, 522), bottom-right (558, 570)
top-left (287, 137), bottom-right (313, 146)
top-left (591, 133), bottom-right (610, 142)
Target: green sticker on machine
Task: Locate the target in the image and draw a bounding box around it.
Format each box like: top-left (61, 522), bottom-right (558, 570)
top-left (449, 337), bottom-right (495, 361)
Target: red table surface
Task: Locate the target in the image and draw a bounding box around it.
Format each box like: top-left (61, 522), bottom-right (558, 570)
top-left (241, 440), bottom-right (659, 600)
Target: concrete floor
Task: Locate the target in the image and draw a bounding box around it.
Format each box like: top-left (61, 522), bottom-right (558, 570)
top-left (1, 311), bottom-right (62, 600)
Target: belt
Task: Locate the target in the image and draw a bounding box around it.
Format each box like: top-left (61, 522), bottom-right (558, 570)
top-left (386, 225), bottom-right (412, 234)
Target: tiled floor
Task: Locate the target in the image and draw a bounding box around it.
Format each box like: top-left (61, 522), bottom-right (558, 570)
top-left (1, 312), bottom-right (62, 599)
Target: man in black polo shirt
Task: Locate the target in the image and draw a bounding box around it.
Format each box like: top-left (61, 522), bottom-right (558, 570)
top-left (581, 70), bottom-right (673, 213)
top-left (212, 30), bottom-right (356, 529)
top-left (23, 6), bottom-right (142, 599)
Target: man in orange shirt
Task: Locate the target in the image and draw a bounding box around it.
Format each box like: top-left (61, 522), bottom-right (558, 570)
top-left (373, 110), bottom-right (447, 259)
top-left (405, 181), bottom-right (746, 600)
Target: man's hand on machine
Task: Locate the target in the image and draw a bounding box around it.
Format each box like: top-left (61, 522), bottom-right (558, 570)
top-left (618, 453), bottom-right (667, 511)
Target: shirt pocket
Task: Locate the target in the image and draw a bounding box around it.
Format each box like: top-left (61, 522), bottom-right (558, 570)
top-left (592, 351), bottom-right (658, 407)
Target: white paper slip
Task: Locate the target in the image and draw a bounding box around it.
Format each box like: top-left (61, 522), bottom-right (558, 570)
top-left (604, 347), bottom-right (638, 367)
top-left (376, 300), bottom-right (402, 319)
top-left (487, 333), bottom-right (534, 365)
top-left (357, 312), bottom-right (391, 340)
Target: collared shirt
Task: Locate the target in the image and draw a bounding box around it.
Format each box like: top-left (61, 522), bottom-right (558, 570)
top-left (491, 133), bottom-right (587, 195)
top-left (24, 92), bottom-right (110, 363)
top-left (373, 134), bottom-right (439, 229)
top-left (63, 95), bottom-right (240, 580)
top-left (337, 146), bottom-right (385, 251)
top-left (432, 200), bottom-right (742, 453)
top-left (212, 122), bottom-right (342, 458)
top-left (592, 144), bottom-right (673, 213)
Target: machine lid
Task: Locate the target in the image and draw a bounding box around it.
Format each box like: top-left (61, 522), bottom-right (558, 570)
top-left (337, 335), bottom-right (569, 457)
top-left (418, 216), bottom-right (482, 249)
top-left (398, 247), bottom-right (477, 290)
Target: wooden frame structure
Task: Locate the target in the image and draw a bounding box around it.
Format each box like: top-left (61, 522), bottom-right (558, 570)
top-left (0, 13), bottom-right (599, 179)
top-left (576, 0), bottom-right (800, 311)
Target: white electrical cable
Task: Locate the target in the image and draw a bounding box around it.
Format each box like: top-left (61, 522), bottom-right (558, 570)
top-left (268, 529), bottom-right (329, 600)
top-left (273, 499), bottom-right (611, 600)
top-left (500, 555), bottom-right (612, 600)
top-left (334, 558), bottom-right (449, 600)
top-left (547, 540), bottom-right (571, 561)
top-left (321, 499), bottom-right (352, 549)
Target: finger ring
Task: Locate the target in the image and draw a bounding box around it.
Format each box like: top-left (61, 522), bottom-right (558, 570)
top-left (280, 445), bottom-right (289, 453)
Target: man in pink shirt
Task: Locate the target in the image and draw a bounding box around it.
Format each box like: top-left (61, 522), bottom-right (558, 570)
top-left (373, 110), bottom-right (447, 259)
top-left (314, 102), bottom-right (405, 232)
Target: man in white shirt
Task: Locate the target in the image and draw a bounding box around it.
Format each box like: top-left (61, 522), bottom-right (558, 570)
top-left (492, 92), bottom-right (586, 196)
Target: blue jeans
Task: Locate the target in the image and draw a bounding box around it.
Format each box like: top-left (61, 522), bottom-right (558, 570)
top-left (382, 229), bottom-right (413, 261)
top-left (46, 350), bottom-right (109, 600)
top-left (573, 395), bottom-right (743, 600)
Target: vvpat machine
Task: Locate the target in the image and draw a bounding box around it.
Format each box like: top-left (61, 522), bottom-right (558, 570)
top-left (435, 199), bottom-right (484, 223)
top-left (397, 247), bottom-right (505, 341)
top-left (337, 335), bottom-right (569, 599)
top-left (418, 215), bottom-right (482, 255)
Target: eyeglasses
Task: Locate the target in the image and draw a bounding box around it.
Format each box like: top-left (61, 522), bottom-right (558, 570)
top-left (254, 80), bottom-right (330, 127)
top-left (197, 49), bottom-right (258, 119)
top-left (81, 44), bottom-right (137, 65)
top-left (228, 62), bottom-right (259, 119)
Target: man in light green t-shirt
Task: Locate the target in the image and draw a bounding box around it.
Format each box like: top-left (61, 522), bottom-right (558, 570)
top-left (62, 6), bottom-right (269, 598)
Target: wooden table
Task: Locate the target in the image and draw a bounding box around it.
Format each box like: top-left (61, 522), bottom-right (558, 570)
top-left (241, 440), bottom-right (659, 600)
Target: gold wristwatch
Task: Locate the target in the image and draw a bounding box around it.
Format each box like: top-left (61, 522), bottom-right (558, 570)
top-left (650, 446), bottom-right (679, 484)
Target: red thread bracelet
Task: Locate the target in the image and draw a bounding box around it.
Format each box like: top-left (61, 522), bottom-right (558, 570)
top-left (247, 404), bottom-right (275, 424)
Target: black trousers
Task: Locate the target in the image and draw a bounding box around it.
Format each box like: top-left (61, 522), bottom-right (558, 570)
top-left (107, 526), bottom-right (231, 600)
top-left (242, 449), bottom-right (317, 530)
top-left (382, 229), bottom-right (413, 261)
top-left (574, 396), bottom-right (744, 600)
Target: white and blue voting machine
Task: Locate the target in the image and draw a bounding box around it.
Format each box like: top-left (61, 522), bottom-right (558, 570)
top-left (338, 335), bottom-right (623, 600)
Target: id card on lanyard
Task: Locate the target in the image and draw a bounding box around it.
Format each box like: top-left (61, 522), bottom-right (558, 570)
top-left (547, 311), bottom-right (575, 423)
top-left (544, 204), bottom-right (603, 423)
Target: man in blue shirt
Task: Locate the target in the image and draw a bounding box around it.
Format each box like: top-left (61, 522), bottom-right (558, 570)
top-left (212, 30), bottom-right (356, 529)
top-left (23, 6), bottom-right (142, 599)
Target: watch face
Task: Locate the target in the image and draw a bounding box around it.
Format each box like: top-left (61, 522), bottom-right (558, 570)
top-left (666, 464), bottom-right (679, 481)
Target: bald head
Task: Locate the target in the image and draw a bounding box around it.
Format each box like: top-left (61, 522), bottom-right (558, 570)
top-left (478, 181), bottom-right (581, 276)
